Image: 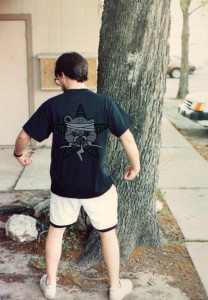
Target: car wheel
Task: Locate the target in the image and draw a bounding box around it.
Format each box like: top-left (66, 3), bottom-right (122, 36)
top-left (170, 68), bottom-right (181, 78)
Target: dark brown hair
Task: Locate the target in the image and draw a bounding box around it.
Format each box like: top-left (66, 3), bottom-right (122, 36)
top-left (55, 52), bottom-right (88, 82)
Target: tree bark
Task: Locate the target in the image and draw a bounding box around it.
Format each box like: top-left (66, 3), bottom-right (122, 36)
top-left (177, 0), bottom-right (191, 98)
top-left (77, 0), bottom-right (171, 268)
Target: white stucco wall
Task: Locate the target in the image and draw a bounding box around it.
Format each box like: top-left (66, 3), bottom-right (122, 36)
top-left (0, 0), bottom-right (102, 146)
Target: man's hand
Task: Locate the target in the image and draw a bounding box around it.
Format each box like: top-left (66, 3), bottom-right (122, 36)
top-left (15, 150), bottom-right (35, 166)
top-left (124, 164), bottom-right (141, 180)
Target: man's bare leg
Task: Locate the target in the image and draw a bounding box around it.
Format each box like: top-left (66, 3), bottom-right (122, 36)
top-left (45, 225), bottom-right (66, 285)
top-left (99, 229), bottom-right (121, 289)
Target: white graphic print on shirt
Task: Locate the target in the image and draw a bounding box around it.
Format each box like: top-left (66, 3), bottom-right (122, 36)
top-left (53, 104), bottom-right (109, 161)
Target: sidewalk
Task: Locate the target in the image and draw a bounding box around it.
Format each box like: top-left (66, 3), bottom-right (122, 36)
top-left (159, 117), bottom-right (208, 297)
top-left (0, 115), bottom-right (208, 298)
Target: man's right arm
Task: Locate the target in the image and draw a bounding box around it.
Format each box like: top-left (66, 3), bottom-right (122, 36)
top-left (119, 129), bottom-right (141, 180)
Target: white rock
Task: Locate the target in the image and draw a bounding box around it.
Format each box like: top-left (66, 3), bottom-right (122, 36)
top-left (5, 214), bottom-right (38, 242)
top-left (156, 200), bottom-right (163, 212)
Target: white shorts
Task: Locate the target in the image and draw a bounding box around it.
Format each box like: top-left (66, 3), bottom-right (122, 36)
top-left (49, 184), bottom-right (118, 232)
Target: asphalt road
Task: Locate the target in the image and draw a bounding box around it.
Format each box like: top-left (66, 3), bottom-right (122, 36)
top-left (163, 67), bottom-right (208, 159)
top-left (165, 67), bottom-right (208, 99)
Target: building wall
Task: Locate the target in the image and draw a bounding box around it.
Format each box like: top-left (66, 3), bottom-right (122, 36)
top-left (170, 0), bottom-right (208, 67)
top-left (0, 0), bottom-right (102, 146)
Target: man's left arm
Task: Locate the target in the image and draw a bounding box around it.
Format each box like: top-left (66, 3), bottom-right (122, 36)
top-left (14, 129), bottom-right (35, 166)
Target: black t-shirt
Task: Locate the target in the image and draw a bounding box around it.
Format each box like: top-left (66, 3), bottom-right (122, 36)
top-left (23, 88), bottom-right (134, 198)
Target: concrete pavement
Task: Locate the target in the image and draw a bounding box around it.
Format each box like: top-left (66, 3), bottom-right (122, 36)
top-left (0, 114), bottom-right (208, 298)
top-left (159, 116), bottom-right (208, 297)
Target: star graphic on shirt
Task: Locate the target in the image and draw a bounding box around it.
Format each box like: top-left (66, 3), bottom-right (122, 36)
top-left (53, 104), bottom-right (109, 161)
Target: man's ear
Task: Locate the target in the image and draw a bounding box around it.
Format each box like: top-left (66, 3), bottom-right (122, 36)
top-left (61, 71), bottom-right (66, 78)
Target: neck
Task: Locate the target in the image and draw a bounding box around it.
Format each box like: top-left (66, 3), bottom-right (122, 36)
top-left (64, 80), bottom-right (87, 90)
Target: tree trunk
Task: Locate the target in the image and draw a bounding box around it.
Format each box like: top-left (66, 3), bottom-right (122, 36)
top-left (177, 0), bottom-right (191, 98)
top-left (77, 0), bottom-right (171, 268)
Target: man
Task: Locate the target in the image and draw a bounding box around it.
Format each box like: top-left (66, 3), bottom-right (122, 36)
top-left (14, 52), bottom-right (141, 300)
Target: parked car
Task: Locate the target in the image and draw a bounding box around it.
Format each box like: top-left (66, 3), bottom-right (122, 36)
top-left (167, 55), bottom-right (196, 78)
top-left (178, 91), bottom-right (208, 127)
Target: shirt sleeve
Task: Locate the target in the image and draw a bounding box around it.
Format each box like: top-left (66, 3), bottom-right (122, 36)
top-left (22, 101), bottom-right (53, 142)
top-left (106, 97), bottom-right (134, 137)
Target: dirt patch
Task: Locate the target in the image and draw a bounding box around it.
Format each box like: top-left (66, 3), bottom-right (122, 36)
top-left (0, 274), bottom-right (27, 284)
top-left (0, 211), bottom-right (88, 260)
top-left (0, 189), bottom-right (207, 299)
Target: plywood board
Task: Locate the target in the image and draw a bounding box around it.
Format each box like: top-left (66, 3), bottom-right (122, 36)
top-left (39, 56), bottom-right (97, 90)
